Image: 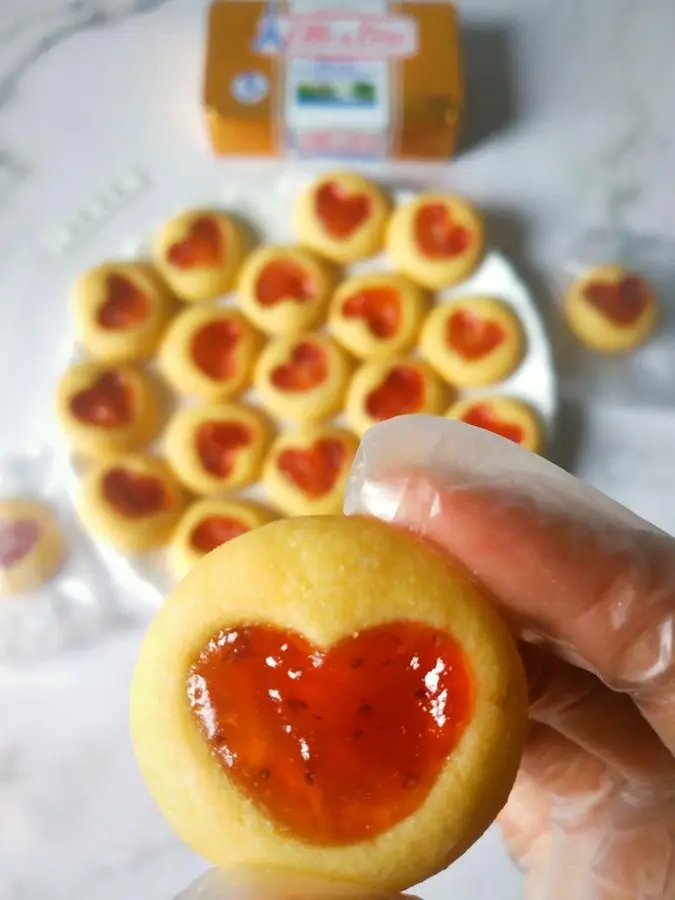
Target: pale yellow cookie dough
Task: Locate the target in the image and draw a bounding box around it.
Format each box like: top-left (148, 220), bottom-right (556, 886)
top-left (446, 396), bottom-right (543, 454)
top-left (56, 362), bottom-right (159, 460)
top-left (0, 500), bottom-right (65, 595)
top-left (293, 171), bottom-right (391, 264)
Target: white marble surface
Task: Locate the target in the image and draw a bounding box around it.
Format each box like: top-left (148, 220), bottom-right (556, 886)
top-left (1, 1), bottom-right (675, 898)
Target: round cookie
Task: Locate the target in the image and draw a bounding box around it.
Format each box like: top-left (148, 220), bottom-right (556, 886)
top-left (153, 210), bottom-right (247, 302)
top-left (262, 426), bottom-right (358, 517)
top-left (328, 272), bottom-right (427, 360)
top-left (0, 500), bottom-right (65, 595)
top-left (420, 297), bottom-right (524, 388)
top-left (72, 262), bottom-right (174, 362)
top-left (293, 171), bottom-right (391, 264)
top-left (387, 195), bottom-right (484, 289)
top-left (254, 333), bottom-right (351, 423)
top-left (169, 499), bottom-right (277, 580)
top-left (130, 515), bottom-right (527, 892)
top-left (159, 306), bottom-right (261, 400)
top-left (80, 455), bottom-right (186, 552)
top-left (564, 265), bottom-right (658, 353)
top-left (57, 362), bottom-right (159, 459)
top-left (446, 396), bottom-right (543, 454)
top-left (164, 402), bottom-right (272, 496)
top-left (345, 357), bottom-right (445, 436)
top-left (238, 245), bottom-right (334, 335)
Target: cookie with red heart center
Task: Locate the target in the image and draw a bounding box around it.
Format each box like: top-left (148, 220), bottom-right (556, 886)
top-left (564, 265), bottom-right (658, 353)
top-left (72, 262), bottom-right (174, 363)
top-left (238, 245), bottom-right (334, 335)
top-left (293, 172), bottom-right (391, 264)
top-left (387, 195), bottom-right (484, 289)
top-left (345, 357), bottom-right (445, 436)
top-left (153, 210), bottom-right (248, 302)
top-left (169, 498), bottom-right (277, 579)
top-left (80, 455), bottom-right (186, 552)
top-left (254, 334), bottom-right (351, 423)
top-left (159, 306), bottom-right (261, 400)
top-left (329, 272), bottom-right (427, 360)
top-left (57, 362), bottom-right (159, 459)
top-left (0, 500), bottom-right (66, 596)
top-left (446, 396), bottom-right (543, 453)
top-left (420, 297), bottom-right (524, 388)
top-left (262, 426), bottom-right (358, 516)
top-left (164, 402), bottom-right (272, 496)
top-left (130, 515), bottom-right (527, 891)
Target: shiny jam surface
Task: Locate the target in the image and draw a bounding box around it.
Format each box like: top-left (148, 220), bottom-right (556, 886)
top-left (365, 366), bottom-right (425, 421)
top-left (187, 621), bottom-right (473, 845)
top-left (191, 320), bottom-right (240, 381)
top-left (414, 204), bottom-right (471, 260)
top-left (97, 274), bottom-right (149, 330)
top-left (70, 372), bottom-right (132, 427)
top-left (190, 516), bottom-right (249, 553)
top-left (342, 287), bottom-right (401, 339)
top-left (196, 422), bottom-right (254, 478)
top-left (461, 403), bottom-right (525, 444)
top-left (446, 310), bottom-right (505, 361)
top-left (255, 260), bottom-right (314, 307)
top-left (270, 342), bottom-right (329, 392)
top-left (315, 182), bottom-right (371, 240)
top-left (0, 519), bottom-right (40, 569)
top-left (584, 275), bottom-right (650, 326)
top-left (277, 439), bottom-right (346, 497)
top-left (102, 468), bottom-right (168, 518)
top-left (167, 217), bottom-right (223, 269)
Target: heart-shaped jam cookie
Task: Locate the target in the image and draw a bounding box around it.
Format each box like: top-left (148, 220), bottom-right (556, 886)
top-left (196, 422), bottom-right (254, 478)
top-left (168, 217), bottom-right (223, 269)
top-left (0, 518), bottom-right (40, 569)
top-left (584, 276), bottom-right (650, 326)
top-left (191, 320), bottom-right (241, 381)
top-left (366, 366), bottom-right (425, 421)
top-left (446, 310), bottom-right (505, 361)
top-left (342, 287), bottom-right (401, 339)
top-left (414, 204), bottom-right (471, 260)
top-left (70, 372), bottom-right (133, 427)
top-left (188, 620), bottom-right (472, 845)
top-left (315, 182), bottom-right (371, 240)
top-left (277, 439), bottom-right (346, 498)
top-left (255, 260), bottom-right (314, 307)
top-left (103, 468), bottom-right (168, 518)
top-left (461, 403), bottom-right (524, 444)
top-left (97, 274), bottom-right (149, 330)
top-left (190, 516), bottom-right (249, 553)
top-left (271, 342), bottom-right (329, 392)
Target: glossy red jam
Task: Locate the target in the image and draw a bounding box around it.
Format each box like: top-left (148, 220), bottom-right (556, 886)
top-left (446, 310), bottom-right (505, 360)
top-left (102, 468), bottom-right (167, 518)
top-left (191, 320), bottom-right (240, 381)
top-left (190, 516), bottom-right (249, 553)
top-left (584, 275), bottom-right (650, 326)
top-left (315, 182), bottom-right (371, 240)
top-left (414, 204), bottom-right (471, 260)
top-left (461, 403), bottom-right (525, 444)
top-left (0, 519), bottom-right (40, 569)
top-left (167, 217), bottom-right (223, 269)
top-left (196, 422), bottom-right (253, 478)
top-left (270, 342), bottom-right (329, 392)
top-left (365, 366), bottom-right (425, 421)
top-left (97, 274), bottom-right (149, 329)
top-left (255, 260), bottom-right (314, 307)
top-left (342, 287), bottom-right (401, 338)
top-left (277, 439), bottom-right (346, 497)
top-left (187, 621), bottom-right (473, 845)
top-left (70, 372), bottom-right (132, 427)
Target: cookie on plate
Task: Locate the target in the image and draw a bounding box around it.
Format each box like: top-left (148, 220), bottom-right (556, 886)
top-left (446, 396), bottom-right (543, 454)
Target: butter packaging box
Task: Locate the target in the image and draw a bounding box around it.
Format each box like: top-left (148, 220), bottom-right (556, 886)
top-left (204, 1), bottom-right (463, 160)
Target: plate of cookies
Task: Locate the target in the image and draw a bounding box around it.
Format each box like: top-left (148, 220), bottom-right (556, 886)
top-left (55, 169), bottom-right (557, 603)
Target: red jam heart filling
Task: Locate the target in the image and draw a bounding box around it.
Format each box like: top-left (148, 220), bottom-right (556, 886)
top-left (102, 469), bottom-right (168, 518)
top-left (460, 403), bottom-right (525, 444)
top-left (270, 342), bottom-right (329, 392)
top-left (584, 275), bottom-right (650, 326)
top-left (96, 274), bottom-right (149, 330)
top-left (315, 182), bottom-right (371, 240)
top-left (446, 310), bottom-right (506, 361)
top-left (255, 260), bottom-right (315, 307)
top-left (0, 519), bottom-right (40, 569)
top-left (277, 438), bottom-right (346, 498)
top-left (366, 366), bottom-right (425, 421)
top-left (196, 422), bottom-right (254, 478)
top-left (414, 204), bottom-right (471, 260)
top-left (70, 372), bottom-right (133, 427)
top-left (191, 320), bottom-right (241, 381)
top-left (167, 217), bottom-right (224, 269)
top-left (188, 621), bottom-right (473, 845)
top-left (190, 515), bottom-right (249, 553)
top-left (341, 286), bottom-right (401, 339)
